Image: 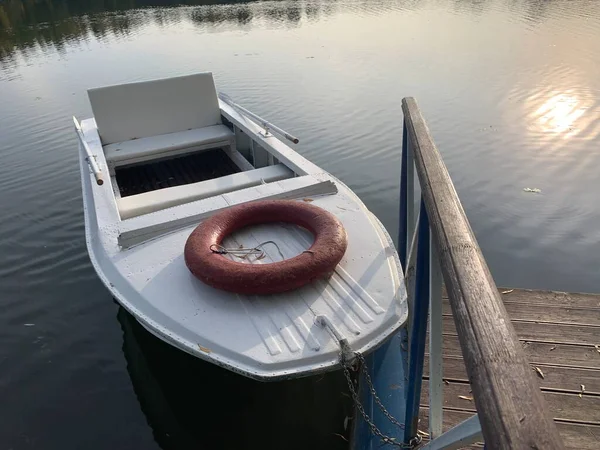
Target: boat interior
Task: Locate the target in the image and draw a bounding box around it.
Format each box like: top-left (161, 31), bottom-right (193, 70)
top-left (87, 72), bottom-right (296, 221)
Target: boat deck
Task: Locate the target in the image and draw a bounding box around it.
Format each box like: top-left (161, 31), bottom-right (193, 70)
top-left (420, 287), bottom-right (600, 449)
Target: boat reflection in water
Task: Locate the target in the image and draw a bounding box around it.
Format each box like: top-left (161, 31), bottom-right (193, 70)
top-left (117, 307), bottom-right (352, 450)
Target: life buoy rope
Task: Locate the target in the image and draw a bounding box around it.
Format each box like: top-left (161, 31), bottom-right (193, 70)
top-left (184, 200), bottom-right (348, 295)
top-left (209, 240), bottom-right (285, 260)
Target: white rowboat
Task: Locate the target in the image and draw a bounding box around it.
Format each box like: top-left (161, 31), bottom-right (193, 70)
top-left (77, 72), bottom-right (408, 380)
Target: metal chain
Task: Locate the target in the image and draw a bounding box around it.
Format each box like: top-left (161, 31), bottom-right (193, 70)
top-left (339, 341), bottom-right (422, 449)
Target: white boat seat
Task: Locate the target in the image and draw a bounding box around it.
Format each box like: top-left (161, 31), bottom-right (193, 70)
top-left (88, 72), bottom-right (223, 145)
top-left (103, 125), bottom-right (234, 166)
top-left (118, 164), bottom-right (294, 220)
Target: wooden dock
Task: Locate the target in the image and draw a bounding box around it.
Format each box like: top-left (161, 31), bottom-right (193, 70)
top-left (420, 287), bottom-right (600, 449)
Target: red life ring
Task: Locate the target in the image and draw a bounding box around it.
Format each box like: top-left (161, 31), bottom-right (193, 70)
top-left (184, 200), bottom-right (348, 295)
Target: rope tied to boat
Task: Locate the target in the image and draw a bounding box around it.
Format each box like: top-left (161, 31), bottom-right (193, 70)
top-left (316, 315), bottom-right (422, 449)
top-left (210, 241), bottom-right (286, 261)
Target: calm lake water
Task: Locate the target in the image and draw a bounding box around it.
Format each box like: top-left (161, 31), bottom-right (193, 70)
top-left (1, 0), bottom-right (600, 448)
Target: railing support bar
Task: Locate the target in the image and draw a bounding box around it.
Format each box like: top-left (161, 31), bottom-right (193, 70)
top-left (419, 414), bottom-right (483, 450)
top-left (398, 120), bottom-right (409, 270)
top-left (403, 200), bottom-right (430, 443)
top-left (406, 134), bottom-right (415, 248)
top-left (404, 209), bottom-right (420, 328)
top-left (428, 234), bottom-right (443, 439)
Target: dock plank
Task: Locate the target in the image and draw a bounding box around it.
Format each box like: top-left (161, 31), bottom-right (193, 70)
top-left (426, 287), bottom-right (600, 448)
top-left (420, 380), bottom-right (600, 424)
top-left (499, 289), bottom-right (600, 309)
top-left (424, 354), bottom-right (600, 395)
top-left (418, 408), bottom-right (600, 450)
top-left (442, 300), bottom-right (600, 327)
top-left (442, 286), bottom-right (600, 309)
top-left (441, 316), bottom-right (599, 346)
top-left (431, 335), bottom-right (600, 369)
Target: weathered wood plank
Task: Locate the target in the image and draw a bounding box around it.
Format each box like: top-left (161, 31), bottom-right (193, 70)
top-left (496, 289), bottom-right (600, 309)
top-left (420, 380), bottom-right (600, 424)
top-left (419, 408), bottom-right (600, 450)
top-left (442, 299), bottom-right (600, 327)
top-left (424, 354), bottom-right (600, 394)
top-left (441, 316), bottom-right (600, 346)
top-left (442, 286), bottom-right (600, 309)
top-left (430, 334), bottom-right (600, 369)
top-left (520, 341), bottom-right (600, 368)
top-left (403, 97), bottom-right (563, 449)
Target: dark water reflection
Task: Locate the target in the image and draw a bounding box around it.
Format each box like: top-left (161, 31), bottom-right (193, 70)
top-left (1, 0), bottom-right (600, 449)
top-left (0, 1), bottom-right (247, 64)
top-left (117, 308), bottom-right (351, 450)
top-left (4, 0), bottom-right (587, 67)
top-left (0, 0), bottom-right (327, 65)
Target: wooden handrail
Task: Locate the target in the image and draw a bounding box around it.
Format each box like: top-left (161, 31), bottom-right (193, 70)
top-left (401, 97), bottom-right (564, 450)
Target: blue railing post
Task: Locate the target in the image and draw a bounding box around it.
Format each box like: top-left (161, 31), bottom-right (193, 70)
top-left (403, 199), bottom-right (430, 444)
top-left (351, 117), bottom-right (411, 449)
top-left (398, 120), bottom-right (409, 270)
top-left (352, 332), bottom-right (408, 449)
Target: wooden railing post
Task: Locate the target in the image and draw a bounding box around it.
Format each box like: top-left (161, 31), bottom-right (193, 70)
top-left (401, 97), bottom-right (564, 450)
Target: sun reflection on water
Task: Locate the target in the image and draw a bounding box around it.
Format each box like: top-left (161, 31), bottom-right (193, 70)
top-left (532, 93), bottom-right (587, 136)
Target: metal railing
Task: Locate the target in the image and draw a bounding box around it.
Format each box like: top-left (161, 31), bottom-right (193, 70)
top-left (398, 98), bottom-right (565, 449)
